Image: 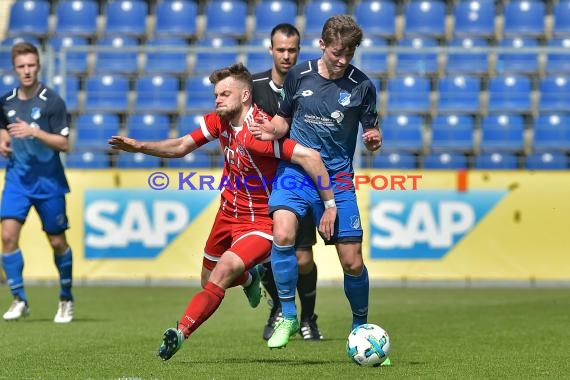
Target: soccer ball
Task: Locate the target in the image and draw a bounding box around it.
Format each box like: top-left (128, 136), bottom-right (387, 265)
top-left (346, 323), bottom-right (391, 367)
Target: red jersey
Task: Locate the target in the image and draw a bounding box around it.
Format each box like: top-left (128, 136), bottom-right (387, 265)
top-left (189, 106), bottom-right (296, 221)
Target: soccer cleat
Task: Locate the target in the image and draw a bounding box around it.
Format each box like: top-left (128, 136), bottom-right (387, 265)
top-left (381, 357), bottom-right (392, 366)
top-left (262, 308), bottom-right (282, 341)
top-left (157, 328), bottom-right (184, 361)
top-left (267, 317), bottom-right (299, 349)
top-left (299, 314), bottom-right (324, 340)
top-left (54, 300), bottom-right (73, 323)
top-left (3, 299), bottom-right (29, 321)
top-left (243, 264), bottom-right (263, 308)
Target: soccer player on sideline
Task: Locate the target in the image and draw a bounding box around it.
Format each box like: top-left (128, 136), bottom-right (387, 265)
top-left (252, 23), bottom-right (324, 341)
top-left (250, 16), bottom-right (389, 364)
top-left (0, 42), bottom-right (74, 323)
top-left (108, 63), bottom-right (337, 361)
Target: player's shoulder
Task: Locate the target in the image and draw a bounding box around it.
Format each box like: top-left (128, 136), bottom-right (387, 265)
top-left (0, 88), bottom-right (17, 104)
top-left (290, 59), bottom-right (318, 78)
top-left (346, 65), bottom-right (375, 87)
top-left (252, 69), bottom-right (272, 82)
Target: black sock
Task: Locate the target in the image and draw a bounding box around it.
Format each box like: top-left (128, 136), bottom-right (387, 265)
top-left (297, 263), bottom-right (317, 320)
top-left (261, 261), bottom-right (279, 313)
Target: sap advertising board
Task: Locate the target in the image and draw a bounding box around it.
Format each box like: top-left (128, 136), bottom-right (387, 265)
top-left (84, 190), bottom-right (217, 259)
top-left (370, 190), bottom-right (507, 259)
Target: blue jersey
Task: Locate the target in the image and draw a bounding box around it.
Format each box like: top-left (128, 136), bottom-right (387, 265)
top-left (0, 84), bottom-right (70, 198)
top-left (277, 59), bottom-right (378, 176)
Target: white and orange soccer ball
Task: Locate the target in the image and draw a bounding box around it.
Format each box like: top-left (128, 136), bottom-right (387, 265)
top-left (346, 323), bottom-right (391, 367)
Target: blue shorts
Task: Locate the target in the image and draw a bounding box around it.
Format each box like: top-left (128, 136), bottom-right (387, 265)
top-left (0, 190), bottom-right (69, 235)
top-left (269, 171), bottom-right (362, 245)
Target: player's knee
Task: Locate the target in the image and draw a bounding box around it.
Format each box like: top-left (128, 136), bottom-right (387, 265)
top-left (48, 235), bottom-right (69, 254)
top-left (340, 258), bottom-right (363, 276)
top-left (272, 226), bottom-right (296, 246)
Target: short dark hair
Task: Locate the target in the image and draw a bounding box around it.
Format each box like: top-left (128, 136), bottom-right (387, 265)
top-left (11, 41), bottom-right (40, 66)
top-left (270, 23), bottom-right (301, 48)
top-left (209, 63), bottom-right (253, 91)
top-left (321, 15), bottom-right (363, 50)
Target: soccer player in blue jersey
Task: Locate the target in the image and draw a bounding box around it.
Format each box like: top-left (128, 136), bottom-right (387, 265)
top-left (0, 42), bottom-right (74, 323)
top-left (250, 15), bottom-right (387, 361)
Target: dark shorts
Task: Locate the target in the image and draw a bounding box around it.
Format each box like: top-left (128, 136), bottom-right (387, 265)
top-left (295, 210), bottom-right (316, 249)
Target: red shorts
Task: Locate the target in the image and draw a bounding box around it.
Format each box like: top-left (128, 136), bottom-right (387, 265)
top-left (203, 209), bottom-right (273, 271)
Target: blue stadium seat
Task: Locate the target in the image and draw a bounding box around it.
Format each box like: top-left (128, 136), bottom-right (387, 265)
top-left (487, 75), bottom-right (532, 113)
top-left (298, 38), bottom-right (321, 63)
top-left (7, 0), bottom-right (50, 38)
top-left (532, 114), bottom-right (570, 152)
top-left (496, 38), bottom-right (539, 74)
top-left (253, 0), bottom-right (298, 39)
top-left (204, 1), bottom-right (247, 39)
top-left (144, 37), bottom-right (188, 75)
top-left (0, 74), bottom-right (18, 96)
top-left (133, 74), bottom-right (179, 113)
top-left (176, 114), bottom-right (220, 151)
top-left (94, 36), bottom-right (139, 75)
top-left (503, 0), bottom-right (545, 38)
top-left (445, 38), bottom-right (489, 75)
top-left (245, 38), bottom-right (273, 75)
top-left (193, 38), bottom-right (239, 75)
top-left (125, 114), bottom-right (171, 140)
top-left (185, 76), bottom-right (214, 113)
top-left (480, 114), bottom-right (525, 152)
top-left (553, 0), bottom-right (570, 37)
top-left (371, 152), bottom-right (417, 169)
top-left (154, 0), bottom-right (198, 39)
top-left (360, 37), bottom-right (389, 76)
top-left (403, 0), bottom-right (446, 38)
top-left (167, 150), bottom-right (212, 168)
top-left (54, 0), bottom-right (98, 38)
top-left (84, 74), bottom-right (130, 113)
top-left (46, 36), bottom-right (89, 75)
top-left (116, 152), bottom-right (162, 168)
top-left (354, 0), bottom-right (397, 39)
top-left (474, 152), bottom-right (518, 169)
top-left (103, 0), bottom-right (148, 38)
top-left (395, 38), bottom-right (439, 75)
top-left (423, 152), bottom-right (468, 169)
top-left (437, 76), bottom-right (481, 114)
top-left (381, 114), bottom-right (424, 152)
top-left (430, 114), bottom-right (474, 152)
top-left (74, 113), bottom-right (121, 151)
top-left (303, 0), bottom-right (347, 39)
top-left (538, 76), bottom-right (570, 112)
top-left (525, 152), bottom-right (568, 170)
top-left (453, 0), bottom-right (495, 38)
top-left (52, 75), bottom-right (80, 113)
top-left (386, 76), bottom-right (431, 114)
top-left (66, 151), bottom-right (110, 169)
top-left (545, 38), bottom-right (570, 74)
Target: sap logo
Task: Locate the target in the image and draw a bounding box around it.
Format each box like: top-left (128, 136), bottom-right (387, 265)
top-left (369, 190), bottom-right (506, 259)
top-left (84, 190), bottom-right (216, 259)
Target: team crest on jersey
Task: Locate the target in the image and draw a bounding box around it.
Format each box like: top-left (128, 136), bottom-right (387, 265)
top-left (338, 91), bottom-right (351, 106)
top-left (31, 107), bottom-right (41, 120)
top-left (236, 144), bottom-right (246, 156)
top-left (350, 215), bottom-right (361, 229)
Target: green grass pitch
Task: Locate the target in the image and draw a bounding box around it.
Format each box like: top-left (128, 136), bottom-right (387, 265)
top-left (0, 286), bottom-right (568, 379)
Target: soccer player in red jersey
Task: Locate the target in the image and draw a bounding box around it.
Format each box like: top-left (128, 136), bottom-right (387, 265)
top-left (109, 63), bottom-right (336, 361)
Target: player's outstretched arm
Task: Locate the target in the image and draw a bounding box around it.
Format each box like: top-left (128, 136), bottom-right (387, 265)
top-left (108, 134), bottom-right (197, 158)
top-left (250, 115), bottom-right (290, 141)
top-left (290, 144), bottom-right (337, 241)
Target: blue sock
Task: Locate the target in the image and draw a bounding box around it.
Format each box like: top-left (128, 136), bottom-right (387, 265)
top-left (54, 248), bottom-right (73, 301)
top-left (344, 265), bottom-right (369, 329)
top-left (1, 249), bottom-right (27, 302)
top-left (271, 243), bottom-right (298, 319)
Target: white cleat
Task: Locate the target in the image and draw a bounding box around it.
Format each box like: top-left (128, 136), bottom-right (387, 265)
top-left (54, 300), bottom-right (73, 323)
top-left (3, 299), bottom-right (29, 321)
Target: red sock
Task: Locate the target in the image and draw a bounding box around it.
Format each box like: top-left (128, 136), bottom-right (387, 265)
top-left (178, 282), bottom-right (225, 338)
top-left (229, 271), bottom-right (248, 288)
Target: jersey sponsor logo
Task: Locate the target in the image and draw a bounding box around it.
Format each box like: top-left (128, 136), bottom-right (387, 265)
top-left (369, 190), bottom-right (506, 259)
top-left (331, 110), bottom-right (344, 123)
top-left (31, 107), bottom-right (41, 120)
top-left (338, 91), bottom-right (351, 106)
top-left (84, 189), bottom-right (217, 259)
top-left (7, 109), bottom-right (16, 118)
top-left (301, 90), bottom-right (313, 97)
